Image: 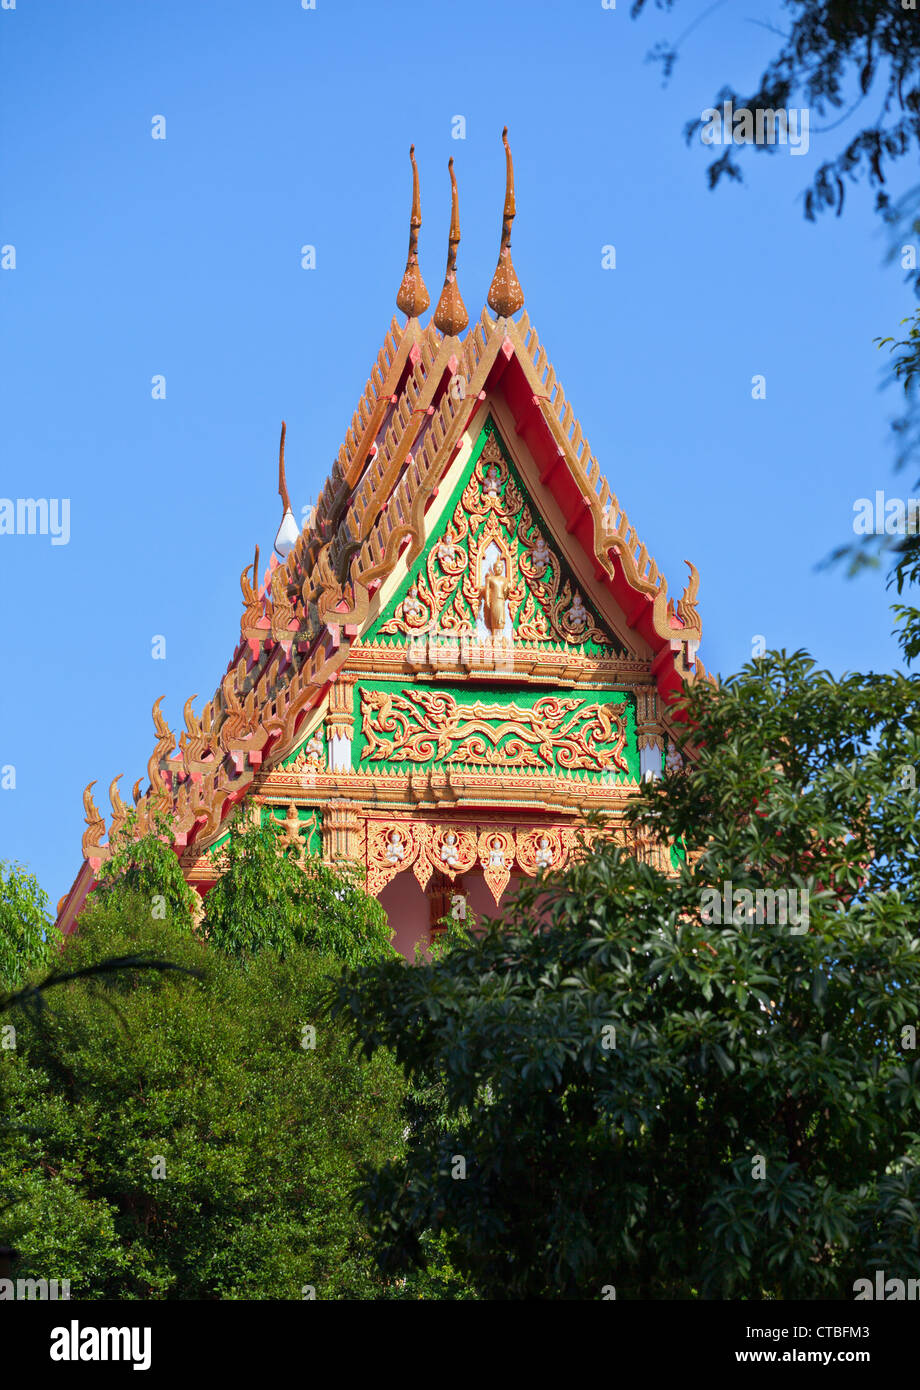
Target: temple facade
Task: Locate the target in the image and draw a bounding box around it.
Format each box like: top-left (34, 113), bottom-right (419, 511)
top-left (57, 133), bottom-right (708, 957)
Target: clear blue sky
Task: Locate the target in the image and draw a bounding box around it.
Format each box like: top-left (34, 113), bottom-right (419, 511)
top-left (0, 0), bottom-right (913, 908)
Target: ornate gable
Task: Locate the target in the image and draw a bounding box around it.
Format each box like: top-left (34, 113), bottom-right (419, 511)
top-left (365, 417), bottom-right (625, 659)
top-left (58, 131), bottom-right (710, 948)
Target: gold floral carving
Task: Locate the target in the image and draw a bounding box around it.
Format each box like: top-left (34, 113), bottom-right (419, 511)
top-left (410, 822), bottom-right (435, 892)
top-left (431, 825), bottom-right (478, 880)
top-left (461, 435), bottom-right (524, 530)
top-left (515, 827), bottom-right (566, 875)
top-left (515, 505), bottom-right (608, 645)
top-left (377, 434), bottom-right (613, 649)
top-left (477, 828), bottom-right (516, 902)
top-left (366, 822), bottom-right (421, 896)
top-left (363, 819), bottom-right (595, 905)
top-left (358, 688), bottom-right (628, 773)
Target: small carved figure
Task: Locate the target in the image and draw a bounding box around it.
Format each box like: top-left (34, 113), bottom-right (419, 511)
top-left (303, 733), bottom-right (324, 766)
top-left (385, 829), bottom-right (406, 864)
top-left (566, 592), bottom-right (588, 630)
top-left (665, 741), bottom-right (684, 774)
top-left (488, 836), bottom-right (505, 867)
top-left (535, 835), bottom-right (553, 869)
top-left (441, 830), bottom-right (460, 869)
top-left (404, 583), bottom-right (425, 622)
top-left (483, 464), bottom-right (501, 497)
top-left (530, 535), bottom-right (551, 572)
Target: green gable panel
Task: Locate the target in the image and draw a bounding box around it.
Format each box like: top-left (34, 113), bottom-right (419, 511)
top-left (352, 679), bottom-right (639, 783)
top-left (364, 416), bottom-right (625, 659)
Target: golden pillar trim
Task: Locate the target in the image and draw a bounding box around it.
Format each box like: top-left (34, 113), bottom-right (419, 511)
top-left (323, 798), bottom-right (364, 865)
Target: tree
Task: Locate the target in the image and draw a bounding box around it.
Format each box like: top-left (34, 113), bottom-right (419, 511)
top-left (1, 891), bottom-right (409, 1299)
top-left (635, 4), bottom-right (920, 484)
top-left (636, 1), bottom-right (920, 230)
top-left (834, 308), bottom-right (920, 602)
top-left (0, 861), bottom-right (59, 991)
top-left (201, 814), bottom-right (394, 967)
top-left (93, 813), bottom-right (197, 929)
top-left (327, 647), bottom-right (920, 1298)
top-left (878, 305), bottom-right (920, 515)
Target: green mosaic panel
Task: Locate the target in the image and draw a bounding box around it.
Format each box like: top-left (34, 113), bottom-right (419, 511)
top-left (352, 679), bottom-right (639, 784)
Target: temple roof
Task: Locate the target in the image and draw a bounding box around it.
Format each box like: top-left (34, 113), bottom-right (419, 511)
top-left (58, 132), bottom-right (708, 932)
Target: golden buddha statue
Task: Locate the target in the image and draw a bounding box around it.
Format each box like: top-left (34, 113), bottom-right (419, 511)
top-left (482, 557), bottom-right (511, 632)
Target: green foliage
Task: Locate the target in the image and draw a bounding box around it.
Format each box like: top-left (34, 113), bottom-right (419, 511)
top-left (879, 308), bottom-right (920, 399)
top-left (635, 1), bottom-right (920, 231)
top-left (201, 815), bottom-right (394, 967)
top-left (1, 892), bottom-right (410, 1298)
top-left (328, 649), bottom-right (920, 1299)
top-left (825, 305), bottom-right (920, 580)
top-left (0, 861), bottom-right (59, 991)
top-left (871, 306), bottom-right (920, 596)
top-left (93, 814), bottom-right (197, 929)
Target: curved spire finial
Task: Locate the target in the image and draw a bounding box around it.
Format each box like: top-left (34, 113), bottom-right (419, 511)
top-left (82, 779), bottom-right (101, 824)
top-left (81, 779), bottom-right (106, 857)
top-left (152, 695), bottom-right (171, 742)
top-left (487, 126), bottom-right (525, 319)
top-left (274, 422), bottom-right (298, 559)
top-left (433, 157), bottom-right (469, 337)
top-left (183, 695), bottom-right (199, 736)
top-left (396, 145), bottom-right (430, 319)
top-left (278, 421), bottom-right (291, 514)
top-left (109, 773), bottom-right (129, 822)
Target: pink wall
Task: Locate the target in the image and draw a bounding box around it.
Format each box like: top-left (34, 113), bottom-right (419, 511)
top-left (378, 871), bottom-right (430, 959)
top-left (378, 868), bottom-right (524, 959)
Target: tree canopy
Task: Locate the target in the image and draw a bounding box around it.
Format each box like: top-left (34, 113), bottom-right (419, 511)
top-left (200, 814), bottom-right (395, 966)
top-left (0, 861), bottom-right (59, 992)
top-left (328, 643), bottom-right (920, 1298)
top-left (1, 891), bottom-right (410, 1298)
top-left (636, 0), bottom-right (920, 231)
top-left (0, 805), bottom-right (479, 1298)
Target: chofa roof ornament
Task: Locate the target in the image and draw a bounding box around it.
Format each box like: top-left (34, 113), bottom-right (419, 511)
top-left (395, 145), bottom-right (430, 320)
top-left (487, 126), bottom-right (525, 319)
top-left (433, 157), bottom-right (469, 337)
top-left (273, 421), bottom-right (299, 559)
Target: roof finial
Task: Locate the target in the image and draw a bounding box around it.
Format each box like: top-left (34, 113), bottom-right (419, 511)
top-left (396, 145), bottom-right (430, 319)
top-left (487, 126), bottom-right (525, 319)
top-left (274, 421), bottom-right (298, 559)
top-left (433, 157), bottom-right (469, 337)
top-left (278, 421), bottom-right (291, 512)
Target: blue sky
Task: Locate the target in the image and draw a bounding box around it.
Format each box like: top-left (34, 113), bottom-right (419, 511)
top-left (0, 0), bottom-right (915, 907)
